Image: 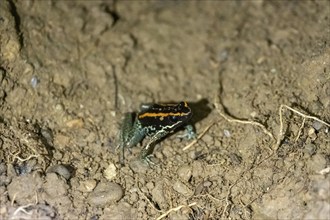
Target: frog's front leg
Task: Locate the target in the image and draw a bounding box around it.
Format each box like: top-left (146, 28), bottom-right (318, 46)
top-left (119, 113), bottom-right (145, 164)
top-left (177, 124), bottom-right (196, 140)
top-left (139, 130), bottom-right (168, 163)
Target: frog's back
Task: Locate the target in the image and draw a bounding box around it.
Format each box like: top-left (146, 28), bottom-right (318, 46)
top-left (138, 101), bottom-right (192, 136)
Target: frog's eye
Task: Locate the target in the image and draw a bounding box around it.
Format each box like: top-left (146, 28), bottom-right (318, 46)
top-left (169, 116), bottom-right (178, 122)
top-left (178, 102), bottom-right (185, 109)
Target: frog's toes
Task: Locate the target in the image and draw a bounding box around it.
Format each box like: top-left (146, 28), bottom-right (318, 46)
top-left (176, 132), bottom-right (196, 140)
top-left (141, 154), bottom-right (160, 167)
top-left (177, 124), bottom-right (196, 140)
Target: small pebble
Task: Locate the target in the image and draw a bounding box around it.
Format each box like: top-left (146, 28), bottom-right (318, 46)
top-left (192, 161), bottom-right (204, 178)
top-left (55, 103), bottom-right (64, 111)
top-left (53, 151), bottom-right (63, 160)
top-left (303, 143), bottom-right (317, 156)
top-left (44, 173), bottom-right (69, 196)
top-left (319, 167), bottom-right (330, 175)
top-left (194, 182), bottom-right (204, 195)
top-left (308, 127), bottom-right (315, 136)
top-left (41, 127), bottom-right (53, 146)
top-left (151, 182), bottom-right (167, 210)
top-left (80, 179), bottom-right (97, 192)
top-left (110, 111), bottom-right (116, 117)
top-left (308, 128), bottom-right (317, 141)
top-left (130, 192), bottom-right (139, 203)
top-left (47, 164), bottom-right (73, 180)
top-left (250, 111), bottom-right (257, 118)
top-left (23, 63), bottom-right (34, 75)
top-left (312, 121), bottom-right (323, 131)
top-left (229, 153), bottom-right (242, 165)
top-left (30, 76), bottom-right (39, 88)
top-left (129, 159), bottom-right (148, 173)
top-left (66, 118), bottom-right (84, 128)
top-left (203, 181), bottom-right (212, 187)
top-left (224, 129), bottom-right (231, 137)
top-left (87, 182), bottom-right (123, 206)
top-left (177, 165), bottom-right (192, 182)
top-left (257, 57), bottom-right (265, 64)
top-left (104, 163), bottom-right (117, 180)
top-left (173, 180), bottom-right (193, 197)
top-left (86, 132), bottom-right (96, 143)
top-left (146, 181), bottom-right (154, 190)
top-left (218, 49), bottom-right (228, 62)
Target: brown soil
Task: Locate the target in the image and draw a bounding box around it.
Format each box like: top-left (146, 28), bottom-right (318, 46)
top-left (0, 1), bottom-right (329, 219)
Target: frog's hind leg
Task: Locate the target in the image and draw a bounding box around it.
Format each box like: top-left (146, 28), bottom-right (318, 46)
top-left (140, 130), bottom-right (168, 163)
top-left (119, 113), bottom-right (145, 165)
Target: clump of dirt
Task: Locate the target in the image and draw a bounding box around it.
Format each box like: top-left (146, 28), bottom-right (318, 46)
top-left (0, 1), bottom-right (329, 219)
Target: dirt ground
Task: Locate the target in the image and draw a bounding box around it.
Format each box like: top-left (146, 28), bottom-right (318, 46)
top-left (0, 0), bottom-right (329, 219)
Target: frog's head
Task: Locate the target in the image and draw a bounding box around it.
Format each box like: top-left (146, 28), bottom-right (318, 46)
top-left (138, 101), bottom-right (193, 133)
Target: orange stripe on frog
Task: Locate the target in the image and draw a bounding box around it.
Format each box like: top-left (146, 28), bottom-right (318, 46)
top-left (138, 112), bottom-right (189, 119)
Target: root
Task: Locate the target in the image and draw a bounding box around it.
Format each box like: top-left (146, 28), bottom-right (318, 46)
top-left (156, 202), bottom-right (197, 220)
top-left (274, 104), bottom-right (330, 151)
top-left (214, 102), bottom-right (275, 142)
top-left (213, 96), bottom-right (330, 218)
top-left (12, 204), bottom-right (34, 217)
top-left (10, 153), bottom-right (40, 163)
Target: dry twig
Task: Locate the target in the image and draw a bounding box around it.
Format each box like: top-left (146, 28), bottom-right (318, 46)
top-left (214, 102), bottom-right (275, 142)
top-left (274, 104), bottom-right (330, 151)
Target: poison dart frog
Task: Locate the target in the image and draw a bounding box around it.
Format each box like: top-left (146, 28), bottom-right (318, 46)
top-left (119, 101), bottom-right (195, 164)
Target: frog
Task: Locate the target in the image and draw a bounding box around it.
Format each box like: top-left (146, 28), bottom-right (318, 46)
top-left (118, 101), bottom-right (195, 164)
